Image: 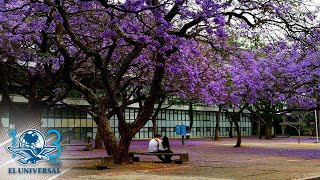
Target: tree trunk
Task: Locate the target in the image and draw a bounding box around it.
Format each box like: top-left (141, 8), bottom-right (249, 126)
top-left (152, 118), bottom-right (158, 135)
top-left (188, 102), bottom-right (194, 132)
top-left (317, 110), bottom-right (320, 137)
top-left (229, 120), bottom-right (233, 138)
top-left (151, 98), bottom-right (165, 136)
top-left (95, 113), bottom-right (117, 156)
top-left (258, 119), bottom-right (262, 139)
top-left (102, 53), bottom-right (165, 164)
top-left (265, 124), bottom-right (272, 140)
top-left (94, 130), bottom-right (104, 149)
top-left (96, 112), bottom-right (144, 164)
top-left (214, 106), bottom-right (221, 141)
top-left (97, 115), bottom-right (135, 164)
top-left (234, 120), bottom-right (241, 147)
top-left (113, 133), bottom-right (133, 164)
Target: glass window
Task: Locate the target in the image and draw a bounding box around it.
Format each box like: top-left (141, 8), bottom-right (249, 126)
top-left (125, 109), bottom-right (131, 120)
top-left (80, 111), bottom-right (87, 118)
top-left (1, 118), bottom-right (9, 127)
top-left (74, 110), bottom-right (81, 118)
top-left (2, 111), bottom-right (9, 118)
top-left (87, 119), bottom-right (93, 127)
top-left (62, 119), bottom-right (68, 127)
top-left (41, 118), bottom-right (47, 127)
top-left (92, 120), bottom-right (97, 127)
top-left (55, 109), bottom-right (62, 117)
top-left (81, 119), bottom-right (87, 127)
top-left (62, 109), bottom-right (69, 117)
top-left (75, 127), bottom-right (80, 132)
top-left (55, 118), bottom-right (62, 127)
top-left (48, 118), bottom-right (55, 127)
top-left (74, 119), bottom-right (80, 127)
top-left (68, 119), bottom-right (75, 127)
top-left (74, 133), bottom-right (80, 140)
top-left (87, 113), bottom-right (92, 118)
top-left (87, 131), bottom-right (93, 139)
top-left (69, 109), bottom-right (75, 117)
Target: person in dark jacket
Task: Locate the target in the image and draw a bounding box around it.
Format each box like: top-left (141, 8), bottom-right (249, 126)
top-left (148, 134), bottom-right (173, 163)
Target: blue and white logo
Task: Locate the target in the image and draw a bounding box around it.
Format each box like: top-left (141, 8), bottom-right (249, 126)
top-left (7, 129), bottom-right (58, 165)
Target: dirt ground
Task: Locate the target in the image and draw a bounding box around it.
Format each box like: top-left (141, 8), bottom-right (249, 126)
top-left (55, 136), bottom-right (320, 180)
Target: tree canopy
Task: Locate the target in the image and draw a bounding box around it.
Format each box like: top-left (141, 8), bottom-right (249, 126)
top-left (0, 0), bottom-right (319, 163)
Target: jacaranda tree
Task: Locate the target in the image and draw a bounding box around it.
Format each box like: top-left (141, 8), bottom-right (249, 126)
top-left (0, 0), bottom-right (319, 164)
top-left (0, 1), bottom-right (69, 133)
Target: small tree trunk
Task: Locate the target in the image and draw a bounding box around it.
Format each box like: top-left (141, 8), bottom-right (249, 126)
top-left (234, 120), bottom-right (241, 147)
top-left (214, 106), bottom-right (221, 141)
top-left (152, 118), bottom-right (158, 135)
top-left (151, 99), bottom-right (164, 136)
top-left (189, 102), bottom-right (194, 132)
top-left (258, 123), bottom-right (262, 139)
top-left (229, 120), bottom-right (233, 138)
top-left (265, 124), bottom-right (272, 140)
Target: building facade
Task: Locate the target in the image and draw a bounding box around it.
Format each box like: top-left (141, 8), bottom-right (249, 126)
top-left (0, 96), bottom-right (252, 140)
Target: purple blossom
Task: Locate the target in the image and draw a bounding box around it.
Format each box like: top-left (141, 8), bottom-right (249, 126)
top-left (215, 27), bottom-right (227, 38)
top-left (214, 14), bottom-right (225, 26)
top-left (206, 28), bottom-right (214, 35)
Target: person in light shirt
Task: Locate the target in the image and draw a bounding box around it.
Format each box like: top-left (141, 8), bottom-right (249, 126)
top-left (148, 134), bottom-right (173, 163)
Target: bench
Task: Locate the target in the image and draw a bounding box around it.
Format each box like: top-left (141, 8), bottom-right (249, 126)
top-left (60, 156), bottom-right (113, 169)
top-left (129, 152), bottom-right (189, 164)
top-left (70, 137), bottom-right (92, 143)
top-left (61, 143), bottom-right (93, 151)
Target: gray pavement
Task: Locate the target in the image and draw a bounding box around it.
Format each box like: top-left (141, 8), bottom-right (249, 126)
top-left (55, 136), bottom-right (320, 180)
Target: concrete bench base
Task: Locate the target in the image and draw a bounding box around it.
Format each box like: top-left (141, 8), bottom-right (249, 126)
top-left (60, 156), bottom-right (113, 167)
top-left (129, 152), bottom-right (189, 163)
top-left (61, 144), bottom-right (93, 151)
top-left (96, 165), bottom-right (108, 170)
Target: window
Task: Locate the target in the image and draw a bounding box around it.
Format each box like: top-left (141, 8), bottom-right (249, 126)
top-left (2, 111), bottom-right (9, 118)
top-left (75, 110), bottom-right (87, 118)
top-left (62, 109), bottom-right (69, 117)
top-left (68, 109), bottom-right (74, 117)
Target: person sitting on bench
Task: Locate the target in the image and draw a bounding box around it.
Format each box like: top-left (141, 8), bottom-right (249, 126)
top-left (148, 134), bottom-right (173, 163)
top-left (161, 136), bottom-right (173, 161)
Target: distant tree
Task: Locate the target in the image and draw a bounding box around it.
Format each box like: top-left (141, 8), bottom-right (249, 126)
top-left (282, 112), bottom-right (311, 144)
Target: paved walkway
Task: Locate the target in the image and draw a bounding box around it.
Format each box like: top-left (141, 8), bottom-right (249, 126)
top-left (54, 136), bottom-right (320, 180)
